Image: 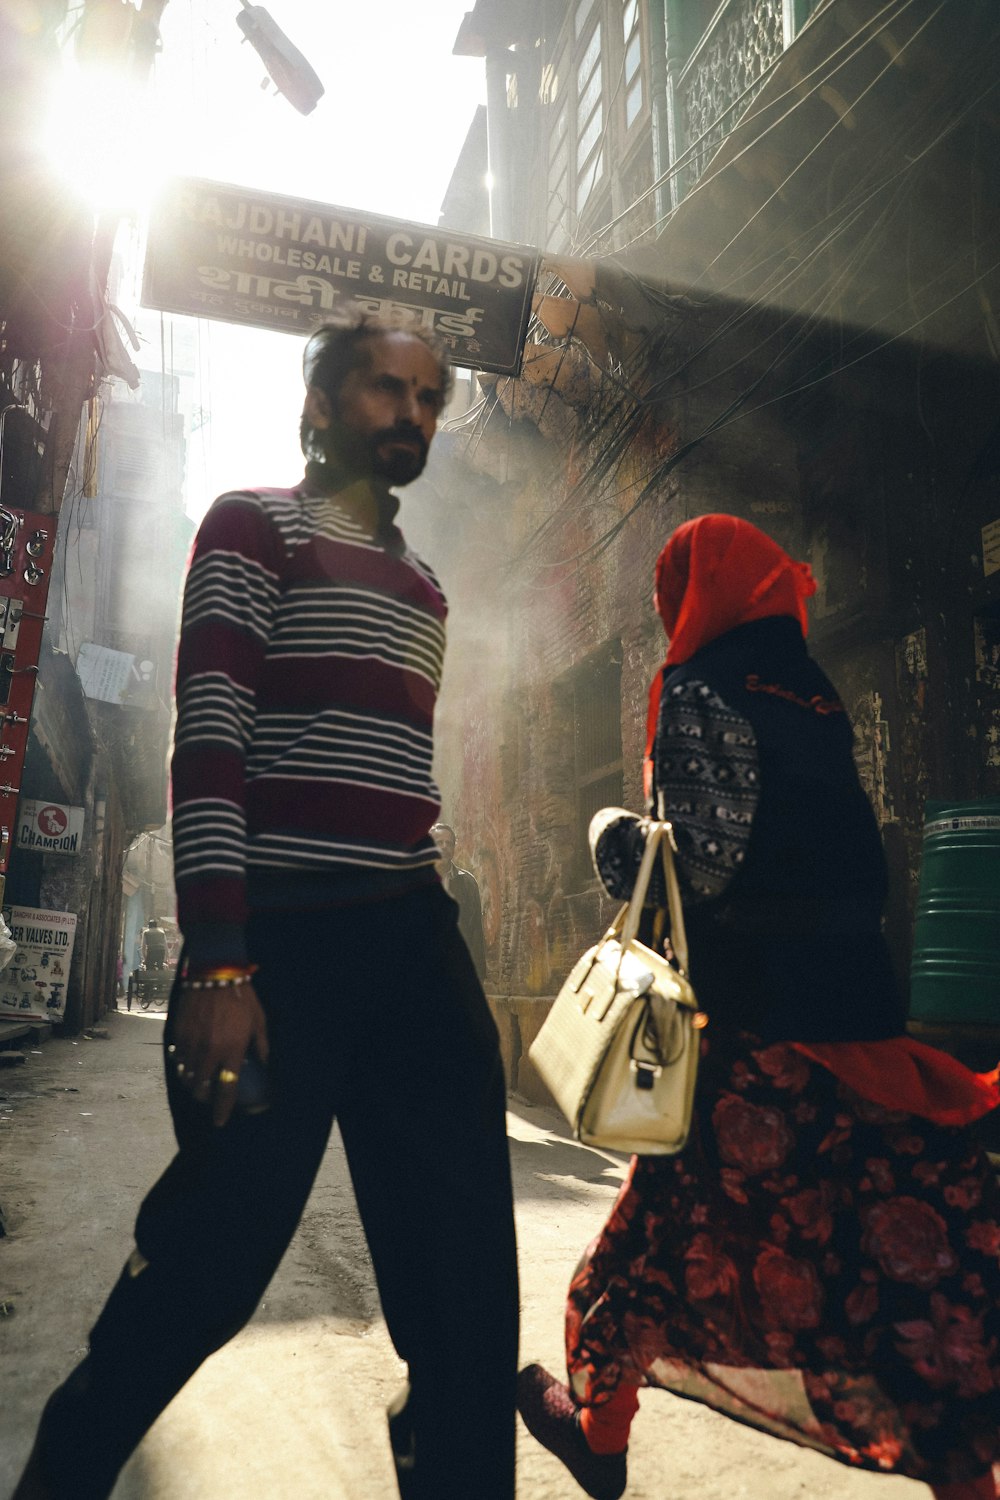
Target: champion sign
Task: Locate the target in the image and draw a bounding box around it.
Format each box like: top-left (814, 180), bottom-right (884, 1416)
top-left (17, 799), bottom-right (85, 855)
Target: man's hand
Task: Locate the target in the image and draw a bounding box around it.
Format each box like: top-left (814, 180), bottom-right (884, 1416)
top-left (169, 981), bottom-right (270, 1128)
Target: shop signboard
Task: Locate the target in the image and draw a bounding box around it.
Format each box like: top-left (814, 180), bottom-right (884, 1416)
top-left (17, 798), bottom-right (85, 855)
top-left (0, 509), bottom-right (56, 874)
top-left (142, 176), bottom-right (539, 376)
top-left (0, 906), bottom-right (77, 1022)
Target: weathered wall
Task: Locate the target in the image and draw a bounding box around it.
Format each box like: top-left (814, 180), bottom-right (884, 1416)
top-left (790, 350), bottom-right (1000, 976)
top-left (405, 310), bottom-right (1000, 1093)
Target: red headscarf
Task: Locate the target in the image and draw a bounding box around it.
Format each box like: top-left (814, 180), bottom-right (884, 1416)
top-left (643, 514), bottom-right (816, 802)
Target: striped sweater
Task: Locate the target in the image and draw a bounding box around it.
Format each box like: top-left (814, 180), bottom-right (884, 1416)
top-left (171, 475), bottom-right (447, 966)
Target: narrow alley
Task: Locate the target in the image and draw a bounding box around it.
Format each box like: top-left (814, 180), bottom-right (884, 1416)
top-left (3, 3), bottom-right (1000, 1498)
top-left (1, 1014), bottom-right (928, 1500)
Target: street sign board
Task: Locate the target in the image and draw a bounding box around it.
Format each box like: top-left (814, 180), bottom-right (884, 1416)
top-left (77, 642), bottom-right (133, 704)
top-left (0, 509), bottom-right (56, 877)
top-left (0, 905), bottom-right (77, 1022)
top-left (17, 799), bottom-right (85, 855)
top-left (142, 176), bottom-right (540, 376)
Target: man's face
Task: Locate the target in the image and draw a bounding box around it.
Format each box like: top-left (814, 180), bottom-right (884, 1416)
top-left (432, 827), bottom-right (456, 864)
top-left (320, 332), bottom-right (444, 485)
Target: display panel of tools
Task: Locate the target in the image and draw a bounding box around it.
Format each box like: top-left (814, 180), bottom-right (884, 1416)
top-left (0, 506), bottom-right (53, 874)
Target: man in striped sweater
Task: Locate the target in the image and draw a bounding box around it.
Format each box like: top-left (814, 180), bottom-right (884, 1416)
top-left (14, 318), bottom-right (519, 1500)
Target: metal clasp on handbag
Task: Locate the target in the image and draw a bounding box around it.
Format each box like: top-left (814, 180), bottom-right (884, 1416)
top-left (630, 1058), bottom-right (662, 1091)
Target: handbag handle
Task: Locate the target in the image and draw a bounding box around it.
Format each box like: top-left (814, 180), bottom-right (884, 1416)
top-left (618, 821), bottom-right (690, 978)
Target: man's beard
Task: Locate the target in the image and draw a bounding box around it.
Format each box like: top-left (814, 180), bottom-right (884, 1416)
top-left (326, 421), bottom-right (429, 485)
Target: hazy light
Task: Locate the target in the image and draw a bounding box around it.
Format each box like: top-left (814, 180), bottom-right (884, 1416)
top-left (40, 61), bottom-right (184, 215)
top-left (485, 171), bottom-right (495, 192)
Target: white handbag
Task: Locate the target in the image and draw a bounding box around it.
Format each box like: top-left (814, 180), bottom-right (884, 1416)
top-left (528, 821), bottom-right (703, 1155)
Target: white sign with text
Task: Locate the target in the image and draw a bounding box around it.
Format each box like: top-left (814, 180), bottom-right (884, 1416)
top-left (0, 906), bottom-right (77, 1022)
top-left (17, 799), bottom-right (85, 855)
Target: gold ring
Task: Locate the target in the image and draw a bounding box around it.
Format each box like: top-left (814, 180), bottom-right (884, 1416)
top-left (217, 1068), bottom-right (239, 1085)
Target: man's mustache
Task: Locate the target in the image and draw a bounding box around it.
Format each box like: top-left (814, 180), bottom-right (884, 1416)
top-left (373, 425), bottom-right (428, 457)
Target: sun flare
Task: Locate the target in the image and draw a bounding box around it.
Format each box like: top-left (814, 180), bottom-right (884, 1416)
top-left (41, 59), bottom-right (183, 216)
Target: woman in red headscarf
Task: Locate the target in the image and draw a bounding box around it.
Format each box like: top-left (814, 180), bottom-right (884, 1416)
top-left (518, 515), bottom-right (1000, 1500)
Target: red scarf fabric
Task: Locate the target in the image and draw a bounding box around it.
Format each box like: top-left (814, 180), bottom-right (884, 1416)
top-left (796, 1039), bottom-right (1000, 1126)
top-left (643, 515), bottom-right (816, 802)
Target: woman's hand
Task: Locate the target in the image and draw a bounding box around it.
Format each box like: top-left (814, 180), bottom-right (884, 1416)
top-left (168, 981), bottom-right (270, 1128)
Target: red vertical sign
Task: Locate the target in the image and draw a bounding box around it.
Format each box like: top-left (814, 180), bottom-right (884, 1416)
top-left (0, 507), bottom-right (55, 873)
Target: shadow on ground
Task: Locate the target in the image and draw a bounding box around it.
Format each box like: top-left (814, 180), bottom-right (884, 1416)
top-left (506, 1099), bottom-right (628, 1201)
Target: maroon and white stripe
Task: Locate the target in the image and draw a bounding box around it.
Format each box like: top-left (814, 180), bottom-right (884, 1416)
top-left (171, 484), bottom-right (447, 939)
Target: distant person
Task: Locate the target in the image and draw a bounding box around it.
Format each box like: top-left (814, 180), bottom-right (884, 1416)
top-left (139, 918), bottom-right (166, 971)
top-left (13, 315), bottom-right (518, 1500)
top-left (432, 823), bottom-right (487, 981)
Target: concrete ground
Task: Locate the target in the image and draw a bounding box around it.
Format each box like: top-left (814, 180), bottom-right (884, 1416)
top-left (0, 1009), bottom-right (931, 1500)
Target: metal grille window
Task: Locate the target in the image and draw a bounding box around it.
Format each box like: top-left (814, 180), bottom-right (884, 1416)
top-left (675, 0), bottom-right (787, 197)
top-left (575, 0), bottom-right (597, 38)
top-left (544, 1), bottom-right (652, 246)
top-left (623, 0), bottom-right (643, 128)
top-left (576, 19), bottom-right (605, 214)
top-left (547, 93), bottom-right (570, 251)
top-left (571, 643), bottom-right (623, 882)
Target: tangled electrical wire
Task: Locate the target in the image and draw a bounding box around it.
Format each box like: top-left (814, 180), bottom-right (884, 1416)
top-left (473, 0), bottom-right (1000, 586)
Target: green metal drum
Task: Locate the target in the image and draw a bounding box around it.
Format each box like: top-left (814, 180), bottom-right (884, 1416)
top-left (909, 798), bottom-right (1000, 1026)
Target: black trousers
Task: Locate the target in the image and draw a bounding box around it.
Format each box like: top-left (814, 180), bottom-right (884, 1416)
top-left (43, 886), bottom-right (519, 1498)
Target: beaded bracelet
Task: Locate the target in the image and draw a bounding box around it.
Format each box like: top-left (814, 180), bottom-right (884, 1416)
top-left (181, 974), bottom-right (250, 991)
top-left (181, 963), bottom-right (259, 991)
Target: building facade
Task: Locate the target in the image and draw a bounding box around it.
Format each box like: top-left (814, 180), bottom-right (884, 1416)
top-left (0, 2), bottom-right (183, 1035)
top-left (422, 0), bottom-right (1000, 1093)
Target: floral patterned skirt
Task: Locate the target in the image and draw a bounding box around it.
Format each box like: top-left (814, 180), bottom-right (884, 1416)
top-left (566, 1034), bottom-right (1000, 1485)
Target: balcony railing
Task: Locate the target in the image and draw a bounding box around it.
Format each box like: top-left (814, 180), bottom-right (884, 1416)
top-left (675, 0), bottom-right (784, 197)
top-left (671, 0), bottom-right (825, 201)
